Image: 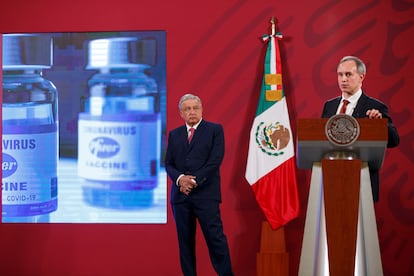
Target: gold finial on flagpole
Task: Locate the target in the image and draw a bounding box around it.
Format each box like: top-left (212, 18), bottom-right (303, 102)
top-left (270, 17), bottom-right (277, 36)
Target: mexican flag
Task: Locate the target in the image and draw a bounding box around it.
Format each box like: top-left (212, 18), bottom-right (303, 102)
top-left (245, 32), bottom-right (300, 230)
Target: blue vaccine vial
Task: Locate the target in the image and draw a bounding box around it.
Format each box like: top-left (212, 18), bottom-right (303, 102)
top-left (2, 34), bottom-right (58, 223)
top-left (78, 37), bottom-right (161, 208)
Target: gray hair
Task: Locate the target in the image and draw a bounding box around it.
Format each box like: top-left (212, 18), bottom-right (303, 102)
top-left (338, 56), bottom-right (366, 74)
top-left (178, 93), bottom-right (202, 110)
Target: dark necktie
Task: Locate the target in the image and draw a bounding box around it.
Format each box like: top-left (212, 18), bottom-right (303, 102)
top-left (188, 127), bottom-right (195, 143)
top-left (339, 99), bottom-right (350, 114)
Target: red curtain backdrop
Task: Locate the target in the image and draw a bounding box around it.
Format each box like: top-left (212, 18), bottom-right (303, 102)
top-left (0, 0), bottom-right (413, 275)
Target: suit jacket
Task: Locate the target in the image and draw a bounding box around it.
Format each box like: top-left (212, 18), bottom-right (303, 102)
top-left (165, 120), bottom-right (224, 204)
top-left (321, 92), bottom-right (399, 201)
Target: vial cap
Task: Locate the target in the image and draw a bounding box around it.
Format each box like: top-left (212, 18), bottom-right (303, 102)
top-left (86, 37), bottom-right (151, 70)
top-left (2, 34), bottom-right (53, 69)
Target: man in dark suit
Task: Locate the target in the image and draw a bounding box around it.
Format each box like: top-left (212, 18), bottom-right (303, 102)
top-left (165, 94), bottom-right (234, 276)
top-left (322, 56), bottom-right (399, 202)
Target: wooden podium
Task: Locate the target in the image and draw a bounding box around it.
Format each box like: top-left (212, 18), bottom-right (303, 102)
top-left (297, 117), bottom-right (387, 276)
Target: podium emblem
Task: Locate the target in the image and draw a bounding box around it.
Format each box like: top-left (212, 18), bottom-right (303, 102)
top-left (325, 114), bottom-right (360, 147)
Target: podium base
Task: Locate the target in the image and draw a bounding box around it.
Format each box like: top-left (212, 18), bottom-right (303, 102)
top-left (298, 162), bottom-right (383, 276)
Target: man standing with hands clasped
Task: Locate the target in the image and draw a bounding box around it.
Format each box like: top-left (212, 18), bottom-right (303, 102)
top-left (321, 55), bottom-right (400, 202)
top-left (165, 93), bottom-right (234, 276)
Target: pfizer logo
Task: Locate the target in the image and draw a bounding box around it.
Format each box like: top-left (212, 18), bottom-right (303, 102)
top-left (2, 153), bottom-right (18, 178)
top-left (88, 137), bottom-right (120, 158)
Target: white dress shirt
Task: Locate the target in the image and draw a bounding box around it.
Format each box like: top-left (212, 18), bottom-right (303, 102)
top-left (337, 89), bottom-right (362, 115)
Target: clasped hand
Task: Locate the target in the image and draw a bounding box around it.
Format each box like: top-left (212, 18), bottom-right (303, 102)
top-left (179, 175), bottom-right (197, 196)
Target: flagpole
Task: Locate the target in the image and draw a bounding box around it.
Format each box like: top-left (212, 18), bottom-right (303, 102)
top-left (255, 19), bottom-right (290, 276)
top-left (271, 16), bottom-right (276, 36)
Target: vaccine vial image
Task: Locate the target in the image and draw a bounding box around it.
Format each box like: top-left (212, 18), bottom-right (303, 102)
top-left (2, 34), bottom-right (59, 223)
top-left (78, 37), bottom-right (161, 209)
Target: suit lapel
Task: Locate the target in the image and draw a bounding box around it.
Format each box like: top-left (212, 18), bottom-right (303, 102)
top-left (189, 120), bottom-right (206, 145)
top-left (178, 125), bottom-right (189, 145)
top-left (352, 93), bottom-right (368, 118)
top-left (184, 121), bottom-right (204, 150)
top-left (327, 97), bottom-right (341, 117)
top-left (333, 97), bottom-right (341, 115)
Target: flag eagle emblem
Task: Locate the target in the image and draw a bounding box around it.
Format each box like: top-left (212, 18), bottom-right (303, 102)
top-left (255, 121), bottom-right (291, 156)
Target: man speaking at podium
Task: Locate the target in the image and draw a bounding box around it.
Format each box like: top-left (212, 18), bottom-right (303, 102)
top-left (321, 55), bottom-right (400, 202)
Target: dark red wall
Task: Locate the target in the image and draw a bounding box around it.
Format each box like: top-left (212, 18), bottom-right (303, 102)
top-left (1, 1), bottom-right (413, 275)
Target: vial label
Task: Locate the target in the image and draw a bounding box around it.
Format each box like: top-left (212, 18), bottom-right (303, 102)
top-left (2, 125), bottom-right (58, 217)
top-left (78, 112), bottom-right (160, 187)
